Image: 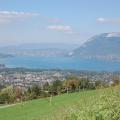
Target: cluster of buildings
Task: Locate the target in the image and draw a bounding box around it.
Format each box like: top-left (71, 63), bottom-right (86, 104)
top-left (0, 70), bottom-right (65, 90)
top-left (0, 68), bottom-right (120, 90)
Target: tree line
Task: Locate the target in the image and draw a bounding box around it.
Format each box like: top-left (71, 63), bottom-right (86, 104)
top-left (0, 76), bottom-right (119, 104)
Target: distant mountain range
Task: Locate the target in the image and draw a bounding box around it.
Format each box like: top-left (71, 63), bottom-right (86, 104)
top-left (0, 33), bottom-right (120, 61)
top-left (0, 53), bottom-right (14, 58)
top-left (71, 32), bottom-right (120, 61)
top-left (0, 43), bottom-right (78, 51)
top-left (0, 43), bottom-right (78, 57)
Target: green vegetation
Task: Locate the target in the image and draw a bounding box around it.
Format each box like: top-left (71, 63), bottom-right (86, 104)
top-left (0, 86), bottom-right (15, 104)
top-left (49, 86), bottom-right (120, 120)
top-left (0, 85), bottom-right (120, 120)
top-left (0, 75), bottom-right (119, 104)
top-left (0, 76), bottom-right (99, 104)
top-left (0, 86), bottom-right (23, 104)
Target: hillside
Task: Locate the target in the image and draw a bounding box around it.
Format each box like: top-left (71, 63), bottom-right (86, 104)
top-left (0, 91), bottom-right (95, 120)
top-left (72, 33), bottom-right (120, 61)
top-left (0, 86), bottom-right (120, 120)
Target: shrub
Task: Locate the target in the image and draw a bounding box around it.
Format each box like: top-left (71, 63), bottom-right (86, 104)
top-left (0, 86), bottom-right (15, 104)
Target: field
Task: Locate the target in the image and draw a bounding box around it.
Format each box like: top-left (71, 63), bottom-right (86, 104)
top-left (0, 86), bottom-right (120, 120)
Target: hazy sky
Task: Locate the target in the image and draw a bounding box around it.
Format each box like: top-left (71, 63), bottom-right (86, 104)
top-left (0, 0), bottom-right (120, 46)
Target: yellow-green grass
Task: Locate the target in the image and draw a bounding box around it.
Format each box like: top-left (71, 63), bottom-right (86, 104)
top-left (0, 86), bottom-right (119, 120)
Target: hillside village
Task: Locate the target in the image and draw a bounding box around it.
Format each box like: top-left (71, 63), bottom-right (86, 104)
top-left (0, 66), bottom-right (119, 90)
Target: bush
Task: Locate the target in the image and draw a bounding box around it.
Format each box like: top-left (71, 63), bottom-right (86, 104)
top-left (0, 86), bottom-right (15, 104)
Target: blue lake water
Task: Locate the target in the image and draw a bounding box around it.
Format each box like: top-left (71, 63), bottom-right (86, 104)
top-left (0, 56), bottom-right (120, 71)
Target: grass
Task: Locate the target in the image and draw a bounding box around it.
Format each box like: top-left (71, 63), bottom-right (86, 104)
top-left (49, 86), bottom-right (120, 120)
top-left (0, 86), bottom-right (119, 120)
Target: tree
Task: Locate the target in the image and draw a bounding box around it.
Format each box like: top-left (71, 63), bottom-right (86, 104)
top-left (112, 75), bottom-right (120, 86)
top-left (0, 86), bottom-right (15, 104)
top-left (79, 77), bottom-right (90, 90)
top-left (43, 82), bottom-right (50, 91)
top-left (0, 84), bottom-right (5, 91)
top-left (49, 80), bottom-right (63, 95)
top-left (14, 87), bottom-right (23, 102)
top-left (64, 76), bottom-right (79, 92)
top-left (27, 85), bottom-right (41, 99)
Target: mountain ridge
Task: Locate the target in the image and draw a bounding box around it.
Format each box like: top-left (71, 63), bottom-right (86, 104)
top-left (71, 32), bottom-right (120, 61)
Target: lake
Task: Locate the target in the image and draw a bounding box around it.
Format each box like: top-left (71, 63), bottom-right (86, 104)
top-left (0, 56), bottom-right (120, 71)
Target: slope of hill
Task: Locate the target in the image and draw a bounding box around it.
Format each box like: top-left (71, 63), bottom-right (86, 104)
top-left (72, 33), bottom-right (120, 61)
top-left (0, 86), bottom-right (120, 120)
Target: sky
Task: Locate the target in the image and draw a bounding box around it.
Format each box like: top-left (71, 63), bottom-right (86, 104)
top-left (0, 0), bottom-right (120, 46)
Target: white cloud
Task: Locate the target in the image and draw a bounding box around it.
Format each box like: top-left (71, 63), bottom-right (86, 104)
top-left (47, 25), bottom-right (73, 32)
top-left (97, 17), bottom-right (120, 24)
top-left (0, 11), bottom-right (39, 23)
top-left (97, 17), bottom-right (106, 22)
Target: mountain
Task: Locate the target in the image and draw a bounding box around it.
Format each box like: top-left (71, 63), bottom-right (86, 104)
top-left (0, 53), bottom-right (14, 58)
top-left (0, 43), bottom-right (79, 57)
top-left (72, 33), bottom-right (120, 61)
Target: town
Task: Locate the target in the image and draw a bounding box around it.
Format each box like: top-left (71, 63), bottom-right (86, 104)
top-left (0, 64), bottom-right (120, 90)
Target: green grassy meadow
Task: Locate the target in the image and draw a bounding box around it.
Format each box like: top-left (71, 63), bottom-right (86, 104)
top-left (0, 86), bottom-right (120, 120)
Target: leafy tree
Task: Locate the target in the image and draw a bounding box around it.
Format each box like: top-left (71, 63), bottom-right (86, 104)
top-left (0, 84), bottom-right (5, 91)
top-left (14, 87), bottom-right (23, 101)
top-left (49, 80), bottom-right (63, 95)
top-left (79, 77), bottom-right (90, 90)
top-left (27, 85), bottom-right (41, 99)
top-left (0, 86), bottom-right (15, 104)
top-left (43, 82), bottom-right (50, 91)
top-left (112, 75), bottom-right (120, 86)
top-left (64, 76), bottom-right (79, 92)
